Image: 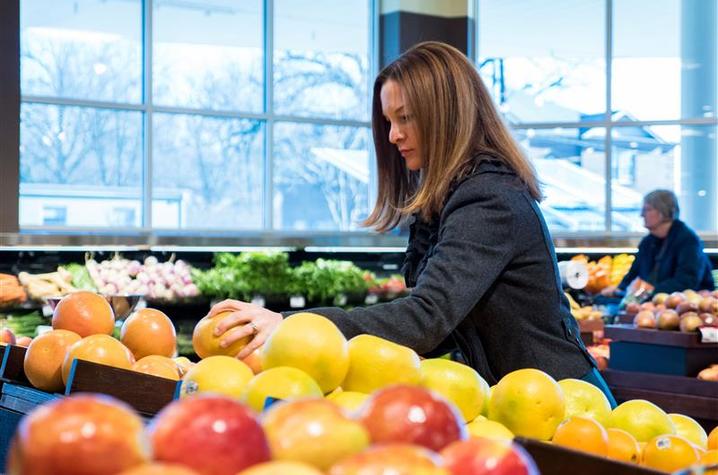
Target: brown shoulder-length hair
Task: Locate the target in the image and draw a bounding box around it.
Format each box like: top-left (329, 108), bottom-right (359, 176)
top-left (363, 41), bottom-right (542, 232)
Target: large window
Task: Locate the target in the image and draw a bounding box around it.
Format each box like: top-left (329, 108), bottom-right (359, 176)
top-left (478, 0), bottom-right (718, 234)
top-left (19, 0), bottom-right (374, 231)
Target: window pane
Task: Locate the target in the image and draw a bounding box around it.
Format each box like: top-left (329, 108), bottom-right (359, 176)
top-left (477, 0), bottom-right (605, 124)
top-left (516, 127), bottom-right (607, 232)
top-left (611, 125), bottom-right (717, 233)
top-left (274, 123), bottom-right (370, 230)
top-left (19, 103), bottom-right (142, 227)
top-left (20, 0), bottom-right (142, 103)
top-left (153, 0), bottom-right (263, 112)
top-left (274, 0), bottom-right (370, 120)
top-left (153, 114), bottom-right (264, 229)
top-left (613, 0), bottom-right (716, 121)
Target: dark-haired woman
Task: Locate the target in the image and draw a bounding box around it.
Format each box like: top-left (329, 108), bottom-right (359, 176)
top-left (208, 41), bottom-right (615, 404)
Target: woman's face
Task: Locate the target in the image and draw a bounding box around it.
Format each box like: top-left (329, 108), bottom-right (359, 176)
top-left (380, 79), bottom-right (423, 170)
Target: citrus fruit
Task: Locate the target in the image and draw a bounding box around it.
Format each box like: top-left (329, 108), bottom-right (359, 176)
top-left (341, 334), bottom-right (421, 393)
top-left (558, 378), bottom-right (612, 426)
top-left (121, 308), bottom-right (176, 359)
top-left (642, 434), bottom-right (700, 472)
top-left (327, 391), bottom-right (370, 413)
top-left (420, 358), bottom-right (489, 423)
top-left (488, 368), bottom-right (565, 440)
top-left (52, 291), bottom-right (115, 337)
top-left (465, 419), bottom-right (514, 440)
top-left (118, 464), bottom-right (200, 475)
top-left (61, 334), bottom-right (135, 385)
top-left (24, 329), bottom-right (81, 392)
top-left (131, 355), bottom-right (180, 381)
top-left (608, 399), bottom-right (675, 442)
top-left (606, 427), bottom-right (641, 463)
top-left (709, 426), bottom-right (718, 450)
top-left (243, 366), bottom-right (322, 412)
top-left (237, 461), bottom-right (323, 475)
top-left (180, 355), bottom-right (253, 399)
top-left (670, 413), bottom-right (708, 449)
top-left (192, 311), bottom-right (251, 359)
top-left (261, 312), bottom-right (348, 393)
top-left (552, 416), bottom-right (609, 456)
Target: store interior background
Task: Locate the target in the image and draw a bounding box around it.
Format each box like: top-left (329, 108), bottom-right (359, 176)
top-left (0, 0), bottom-right (716, 254)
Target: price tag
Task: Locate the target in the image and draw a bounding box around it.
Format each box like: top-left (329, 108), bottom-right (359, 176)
top-left (251, 296), bottom-right (266, 308)
top-left (289, 295), bottom-right (306, 308)
top-left (699, 326), bottom-right (718, 343)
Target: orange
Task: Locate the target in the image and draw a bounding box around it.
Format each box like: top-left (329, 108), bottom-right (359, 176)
top-left (606, 428), bottom-right (641, 463)
top-left (23, 329), bottom-right (82, 392)
top-left (237, 461), bottom-right (323, 475)
top-left (243, 366), bottom-right (322, 412)
top-left (488, 368), bottom-right (565, 441)
top-left (61, 334), bottom-right (135, 385)
top-left (420, 359), bottom-right (489, 423)
top-left (52, 291), bottom-right (115, 337)
top-left (699, 450), bottom-right (718, 474)
top-left (192, 311), bottom-right (250, 359)
top-left (642, 434), bottom-right (700, 472)
top-left (341, 334), bottom-right (421, 394)
top-left (709, 426), bottom-right (718, 450)
top-left (131, 355), bottom-right (180, 381)
top-left (242, 347), bottom-right (263, 374)
top-left (118, 463), bottom-right (200, 475)
top-left (261, 312), bottom-right (349, 394)
top-left (180, 355), bottom-right (253, 399)
top-left (552, 416), bottom-right (609, 456)
top-left (121, 308), bottom-right (176, 359)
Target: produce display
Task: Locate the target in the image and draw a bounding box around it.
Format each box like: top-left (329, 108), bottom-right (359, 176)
top-left (17, 270), bottom-right (78, 301)
top-left (4, 291), bottom-right (718, 474)
top-left (0, 273), bottom-right (27, 308)
top-left (626, 289), bottom-right (718, 332)
top-left (572, 254), bottom-right (635, 294)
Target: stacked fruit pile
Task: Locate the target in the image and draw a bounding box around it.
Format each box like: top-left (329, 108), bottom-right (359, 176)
top-left (7, 300), bottom-right (718, 474)
top-left (572, 254), bottom-right (635, 294)
top-left (627, 289), bottom-right (718, 333)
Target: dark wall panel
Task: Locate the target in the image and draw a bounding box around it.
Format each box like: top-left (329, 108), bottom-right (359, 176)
top-left (0, 0), bottom-right (20, 232)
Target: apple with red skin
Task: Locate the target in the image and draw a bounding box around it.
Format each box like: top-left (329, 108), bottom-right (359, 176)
top-left (358, 385), bottom-right (466, 452)
top-left (0, 327), bottom-right (16, 345)
top-left (441, 437), bottom-right (539, 475)
top-left (665, 293), bottom-right (685, 309)
top-left (149, 395), bottom-right (270, 475)
top-left (624, 302), bottom-right (640, 316)
top-left (327, 443), bottom-right (446, 475)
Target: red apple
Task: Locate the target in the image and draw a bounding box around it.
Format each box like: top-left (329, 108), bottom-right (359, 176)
top-left (634, 310), bottom-right (656, 329)
top-left (698, 298), bottom-right (716, 313)
top-left (652, 293), bottom-right (669, 305)
top-left (676, 301), bottom-right (699, 315)
top-left (665, 293), bottom-right (685, 309)
top-left (327, 443), bottom-right (446, 475)
top-left (656, 309), bottom-right (680, 330)
top-left (679, 313), bottom-right (704, 333)
top-left (0, 327), bottom-right (16, 345)
top-left (358, 385), bottom-right (466, 452)
top-left (262, 399), bottom-right (370, 470)
top-left (441, 437), bottom-right (539, 475)
top-left (6, 394), bottom-right (148, 475)
top-left (624, 302), bottom-right (640, 316)
top-left (149, 395), bottom-right (270, 475)
top-left (639, 302), bottom-right (655, 312)
top-left (699, 313), bottom-right (716, 325)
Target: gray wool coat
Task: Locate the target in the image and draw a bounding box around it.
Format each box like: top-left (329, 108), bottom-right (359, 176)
top-left (294, 158), bottom-right (595, 385)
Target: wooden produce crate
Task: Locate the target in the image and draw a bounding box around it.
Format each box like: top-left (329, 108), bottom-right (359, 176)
top-left (579, 318), bottom-right (605, 346)
top-left (605, 324), bottom-right (718, 376)
top-left (514, 437), bottom-right (662, 475)
top-left (602, 369), bottom-right (718, 431)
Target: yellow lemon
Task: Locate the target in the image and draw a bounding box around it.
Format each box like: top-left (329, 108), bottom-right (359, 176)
top-left (243, 366), bottom-right (323, 412)
top-left (488, 368), bottom-right (565, 441)
top-left (261, 313), bottom-right (348, 394)
top-left (341, 334), bottom-right (421, 393)
top-left (180, 355), bottom-right (253, 399)
top-left (420, 358), bottom-right (489, 423)
top-left (558, 378), bottom-right (612, 426)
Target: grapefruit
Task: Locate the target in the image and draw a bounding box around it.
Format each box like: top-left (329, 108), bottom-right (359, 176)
top-left (261, 312), bottom-right (349, 393)
top-left (341, 334), bottom-right (421, 393)
top-left (61, 334), bottom-right (135, 385)
top-left (192, 311), bottom-right (251, 359)
top-left (327, 391), bottom-right (370, 413)
top-left (488, 368), bottom-right (565, 440)
top-left (465, 418), bottom-right (514, 441)
top-left (243, 366), bottom-right (322, 412)
top-left (669, 413), bottom-right (708, 449)
top-left (52, 291), bottom-right (115, 337)
top-left (558, 378), bottom-right (612, 426)
top-left (131, 355), bottom-right (180, 381)
top-left (420, 358), bottom-right (489, 423)
top-left (121, 308), bottom-right (176, 359)
top-left (24, 329), bottom-right (81, 392)
top-left (180, 355), bottom-right (253, 399)
top-left (608, 399), bottom-right (675, 442)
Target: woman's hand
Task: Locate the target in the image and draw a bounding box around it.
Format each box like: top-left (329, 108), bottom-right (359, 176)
top-left (205, 299), bottom-right (283, 359)
top-left (600, 285), bottom-right (618, 297)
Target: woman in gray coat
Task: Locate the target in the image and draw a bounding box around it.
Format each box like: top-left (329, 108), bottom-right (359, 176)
top-left (209, 41), bottom-right (615, 404)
